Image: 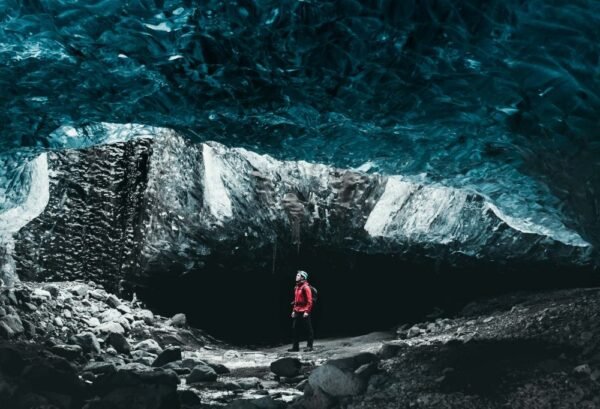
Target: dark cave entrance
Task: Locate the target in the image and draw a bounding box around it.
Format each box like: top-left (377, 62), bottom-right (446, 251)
top-left (138, 244), bottom-right (597, 346)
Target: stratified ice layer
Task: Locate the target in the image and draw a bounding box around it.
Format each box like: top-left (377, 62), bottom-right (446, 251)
top-left (0, 1), bottom-right (599, 259)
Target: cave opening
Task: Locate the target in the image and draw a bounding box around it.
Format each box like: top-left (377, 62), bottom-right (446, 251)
top-left (138, 244), bottom-right (598, 346)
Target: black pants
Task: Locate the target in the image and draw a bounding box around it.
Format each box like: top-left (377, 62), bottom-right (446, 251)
top-left (292, 314), bottom-right (314, 348)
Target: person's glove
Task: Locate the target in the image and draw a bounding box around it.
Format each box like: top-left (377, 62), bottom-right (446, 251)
top-left (291, 312), bottom-right (297, 318)
top-left (303, 312), bottom-right (309, 318)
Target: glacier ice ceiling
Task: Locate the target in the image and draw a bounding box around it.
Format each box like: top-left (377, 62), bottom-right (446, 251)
top-left (1, 0), bottom-right (599, 273)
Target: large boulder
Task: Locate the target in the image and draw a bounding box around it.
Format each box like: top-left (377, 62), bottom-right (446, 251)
top-left (308, 364), bottom-right (366, 397)
top-left (270, 357), bottom-right (302, 378)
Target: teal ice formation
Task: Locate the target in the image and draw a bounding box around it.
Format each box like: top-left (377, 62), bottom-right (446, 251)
top-left (1, 1), bottom-right (599, 286)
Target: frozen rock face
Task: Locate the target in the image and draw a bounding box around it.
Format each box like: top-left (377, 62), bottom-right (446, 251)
top-left (11, 131), bottom-right (592, 288)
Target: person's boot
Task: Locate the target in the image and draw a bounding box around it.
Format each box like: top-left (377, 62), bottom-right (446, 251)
top-left (287, 344), bottom-right (300, 352)
top-left (303, 342), bottom-right (313, 352)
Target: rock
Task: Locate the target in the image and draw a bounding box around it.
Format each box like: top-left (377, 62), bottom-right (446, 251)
top-left (327, 352), bottom-right (378, 371)
top-left (134, 339), bottom-right (163, 355)
top-left (54, 316), bottom-right (64, 327)
top-left (186, 364), bottom-right (218, 383)
top-left (1, 314), bottom-right (24, 335)
top-left (270, 357), bottom-right (302, 378)
top-left (152, 347), bottom-right (182, 367)
top-left (574, 364), bottom-right (592, 375)
top-left (178, 389), bottom-right (201, 406)
top-left (0, 321), bottom-right (15, 338)
top-left (162, 362), bottom-right (191, 376)
top-left (106, 294), bottom-right (121, 308)
top-left (100, 308), bottom-right (122, 323)
top-left (181, 358), bottom-right (206, 369)
top-left (89, 290), bottom-right (107, 301)
top-left (83, 361), bottom-right (117, 375)
top-left (51, 344), bottom-right (83, 360)
top-left (308, 364), bottom-right (366, 397)
top-left (42, 284), bottom-right (59, 297)
top-left (208, 362), bottom-right (231, 374)
top-left (406, 326), bottom-right (422, 338)
top-left (22, 319), bottom-right (36, 338)
top-left (90, 365), bottom-right (179, 409)
top-left (71, 332), bottom-right (101, 354)
top-left (33, 288), bottom-right (52, 299)
top-left (355, 362), bottom-right (378, 379)
top-left (236, 377), bottom-right (263, 390)
top-left (168, 313), bottom-right (186, 327)
top-left (86, 317), bottom-right (101, 327)
top-left (296, 379), bottom-right (309, 391)
top-left (70, 285), bottom-right (87, 297)
top-left (378, 343), bottom-right (403, 359)
top-left (97, 322), bottom-right (125, 335)
top-left (295, 382), bottom-right (335, 409)
top-left (108, 332), bottom-right (131, 355)
top-left (117, 304), bottom-right (132, 314)
top-left (135, 309), bottom-right (154, 324)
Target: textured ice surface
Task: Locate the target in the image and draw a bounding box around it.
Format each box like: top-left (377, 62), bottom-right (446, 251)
top-left (0, 1), bottom-right (599, 253)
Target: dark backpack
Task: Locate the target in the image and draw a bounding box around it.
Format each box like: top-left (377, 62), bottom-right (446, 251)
top-left (309, 285), bottom-right (318, 304)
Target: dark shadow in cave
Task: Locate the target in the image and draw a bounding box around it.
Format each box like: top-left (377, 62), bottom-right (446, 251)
top-left (137, 242), bottom-right (598, 346)
top-left (416, 338), bottom-right (578, 397)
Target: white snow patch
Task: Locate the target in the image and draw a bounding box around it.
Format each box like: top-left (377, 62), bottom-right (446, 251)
top-left (0, 153), bottom-right (50, 234)
top-left (485, 202), bottom-right (589, 247)
top-left (202, 144), bottom-right (232, 220)
top-left (364, 177), bottom-right (415, 236)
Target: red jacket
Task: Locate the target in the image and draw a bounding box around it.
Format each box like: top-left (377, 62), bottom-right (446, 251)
top-left (292, 281), bottom-right (313, 314)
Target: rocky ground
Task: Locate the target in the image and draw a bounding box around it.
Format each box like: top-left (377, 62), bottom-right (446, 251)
top-left (1, 281), bottom-right (600, 409)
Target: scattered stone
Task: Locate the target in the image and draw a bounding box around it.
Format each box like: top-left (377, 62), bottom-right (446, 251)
top-left (89, 290), bottom-right (107, 301)
top-left (33, 288), bottom-right (52, 299)
top-left (1, 314), bottom-right (24, 335)
top-left (86, 317), bottom-right (101, 327)
top-left (108, 332), bottom-right (131, 355)
top-left (134, 339), bottom-right (163, 354)
top-left (96, 322), bottom-right (125, 335)
top-left (208, 362), bottom-right (231, 374)
top-left (136, 309), bottom-right (154, 324)
top-left (106, 294), bottom-right (121, 308)
top-left (83, 361), bottom-right (117, 375)
top-left (574, 364), bottom-right (592, 375)
top-left (117, 304), bottom-right (132, 314)
top-left (270, 357), bottom-right (302, 378)
top-left (152, 346), bottom-right (182, 367)
top-left (100, 308), bottom-right (122, 323)
top-left (42, 284), bottom-right (59, 297)
top-left (71, 332), bottom-right (101, 354)
top-left (186, 364), bottom-right (218, 383)
top-left (54, 316), bottom-right (64, 327)
top-left (378, 343), bottom-right (403, 359)
top-left (51, 344), bottom-right (83, 360)
top-left (70, 285), bottom-right (87, 297)
top-left (168, 313), bottom-right (187, 327)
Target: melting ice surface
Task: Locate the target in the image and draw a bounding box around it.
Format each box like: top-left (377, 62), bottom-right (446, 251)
top-left (0, 1), bottom-right (598, 252)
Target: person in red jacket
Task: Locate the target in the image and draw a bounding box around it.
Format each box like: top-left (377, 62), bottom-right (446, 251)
top-left (288, 270), bottom-right (314, 352)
